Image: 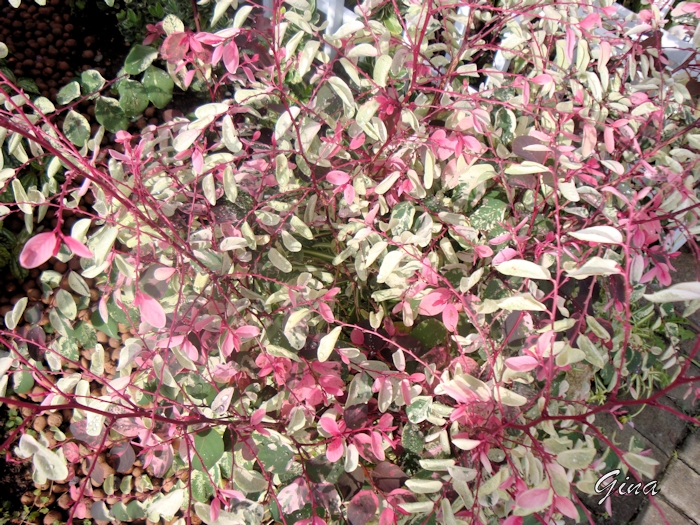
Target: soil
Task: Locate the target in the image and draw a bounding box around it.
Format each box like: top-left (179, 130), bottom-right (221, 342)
top-left (0, 407), bottom-right (33, 515)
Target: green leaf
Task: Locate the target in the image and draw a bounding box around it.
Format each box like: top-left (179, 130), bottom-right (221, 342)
top-left (91, 310), bottom-right (119, 339)
top-left (74, 321), bottom-right (98, 349)
top-left (118, 80), bottom-right (149, 117)
top-left (63, 110), bottom-right (90, 147)
top-left (13, 370), bottom-right (34, 394)
top-left (192, 429), bottom-right (224, 471)
top-left (142, 66), bottom-right (174, 109)
top-left (191, 470), bottom-right (215, 502)
top-left (123, 45), bottom-right (158, 75)
top-left (56, 81), bottom-right (81, 105)
top-left (95, 97), bottom-right (128, 132)
top-left (17, 78), bottom-right (39, 94)
top-left (253, 434), bottom-right (295, 473)
top-left (402, 425), bottom-right (424, 455)
top-left (81, 69), bottom-right (105, 94)
top-left (410, 319), bottom-right (447, 349)
top-left (407, 396), bottom-right (432, 424)
top-left (390, 202), bottom-right (415, 236)
top-left (55, 289), bottom-right (77, 320)
top-left (469, 198), bottom-right (508, 230)
top-left (55, 336), bottom-right (79, 362)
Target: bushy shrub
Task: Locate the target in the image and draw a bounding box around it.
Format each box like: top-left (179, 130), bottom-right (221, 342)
top-left (1, 0), bottom-right (700, 524)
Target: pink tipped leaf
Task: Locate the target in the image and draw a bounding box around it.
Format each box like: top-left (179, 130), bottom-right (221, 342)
top-left (19, 232), bottom-right (59, 269)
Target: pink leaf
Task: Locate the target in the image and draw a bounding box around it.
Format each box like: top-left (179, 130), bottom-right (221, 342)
top-left (320, 417), bottom-right (341, 436)
top-left (505, 356), bottom-right (539, 372)
top-left (160, 32), bottom-right (189, 62)
top-left (318, 303), bottom-right (335, 323)
top-left (326, 170), bottom-right (350, 185)
top-left (554, 496), bottom-right (579, 519)
top-left (184, 69), bottom-right (196, 88)
top-left (442, 303), bottom-right (458, 333)
top-left (210, 498), bottom-right (221, 523)
top-left (250, 408), bottom-right (265, 426)
top-left (326, 437), bottom-right (344, 462)
top-left (63, 236), bottom-right (93, 258)
top-left (582, 123), bottom-right (597, 158)
top-left (212, 44), bottom-right (224, 66)
top-left (350, 133), bottom-right (365, 150)
top-left (491, 248), bottom-right (518, 266)
top-left (98, 296), bottom-right (108, 323)
top-left (343, 185), bottom-right (355, 204)
top-left (604, 127), bottom-right (615, 154)
top-left (565, 27), bottom-right (575, 63)
top-left (474, 245), bottom-right (493, 258)
top-left (154, 267), bottom-right (177, 280)
top-left (134, 291), bottom-right (166, 328)
top-left (348, 490), bottom-right (379, 525)
top-left (223, 41), bottom-right (240, 74)
top-left (579, 13), bottom-right (601, 30)
top-left (371, 432), bottom-right (385, 461)
top-left (531, 74), bottom-right (553, 85)
top-left (19, 232), bottom-right (59, 269)
top-left (379, 508), bottom-right (395, 525)
top-left (502, 517), bottom-right (523, 525)
top-left (516, 488), bottom-right (551, 509)
top-left (192, 149), bottom-right (203, 174)
top-left (418, 290), bottom-right (450, 316)
top-left (234, 325), bottom-right (260, 339)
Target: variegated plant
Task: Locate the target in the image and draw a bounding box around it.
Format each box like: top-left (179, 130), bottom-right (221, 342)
top-left (1, 0), bottom-right (700, 524)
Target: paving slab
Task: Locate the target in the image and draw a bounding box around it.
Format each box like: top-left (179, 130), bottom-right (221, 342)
top-left (575, 411), bottom-right (670, 524)
top-left (679, 430), bottom-right (700, 476)
top-left (630, 395), bottom-right (688, 457)
top-left (634, 495), bottom-right (695, 525)
top-left (665, 360), bottom-right (700, 416)
top-left (655, 457), bottom-right (700, 523)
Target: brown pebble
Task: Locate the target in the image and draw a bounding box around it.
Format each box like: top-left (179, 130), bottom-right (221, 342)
top-left (65, 38), bottom-right (76, 47)
top-left (53, 260), bottom-right (67, 273)
top-left (27, 289), bottom-right (41, 301)
top-left (0, 305), bottom-right (12, 317)
top-left (108, 337), bottom-right (121, 349)
top-left (32, 415), bottom-right (47, 432)
top-left (57, 61), bottom-right (69, 71)
top-left (47, 412), bottom-right (63, 427)
top-left (82, 49), bottom-right (94, 59)
top-left (20, 492), bottom-right (34, 506)
top-left (43, 510), bottom-right (62, 525)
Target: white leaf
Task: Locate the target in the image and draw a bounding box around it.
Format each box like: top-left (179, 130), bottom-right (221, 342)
top-left (495, 293), bottom-right (547, 311)
top-left (419, 459), bottom-right (455, 471)
top-left (505, 161), bottom-right (550, 174)
top-left (373, 55), bottom-right (392, 87)
top-left (495, 259), bottom-right (551, 280)
top-left (328, 77), bottom-right (356, 114)
top-left (452, 438), bottom-right (481, 451)
top-left (643, 282), bottom-right (700, 302)
top-left (623, 452), bottom-right (659, 479)
top-left (202, 173), bottom-right (216, 205)
top-left (565, 257), bottom-right (621, 279)
top-left (298, 40), bottom-right (320, 77)
top-left (285, 308), bottom-right (310, 332)
top-left (173, 128), bottom-right (201, 152)
top-left (569, 226), bottom-right (623, 244)
top-left (274, 106), bottom-right (301, 140)
top-left (211, 387), bottom-right (234, 415)
top-left (364, 241), bottom-right (387, 269)
top-left (347, 43), bottom-right (378, 58)
top-left (281, 231), bottom-right (302, 252)
top-left (441, 498), bottom-right (457, 525)
top-left (557, 447), bottom-right (596, 470)
top-left (447, 465), bottom-right (477, 482)
top-left (399, 502), bottom-right (437, 514)
top-left (233, 5), bottom-right (254, 28)
top-left (147, 489), bottom-right (185, 519)
top-left (377, 250), bottom-right (404, 283)
top-left (268, 248), bottom-right (292, 273)
top-left (220, 237), bottom-right (249, 251)
top-left (405, 479), bottom-right (443, 494)
top-left (494, 386), bottom-right (527, 406)
top-left (318, 326), bottom-right (341, 363)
